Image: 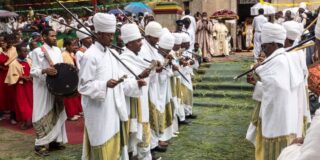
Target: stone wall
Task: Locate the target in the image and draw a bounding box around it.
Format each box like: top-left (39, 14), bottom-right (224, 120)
top-left (154, 13), bottom-right (182, 31)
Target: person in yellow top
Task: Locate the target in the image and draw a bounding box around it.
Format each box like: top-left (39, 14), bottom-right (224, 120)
top-left (61, 38), bottom-right (82, 121)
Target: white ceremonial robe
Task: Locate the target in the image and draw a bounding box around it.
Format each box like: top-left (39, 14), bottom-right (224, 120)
top-left (252, 15), bottom-right (268, 60)
top-left (78, 42), bottom-right (140, 160)
top-left (180, 65), bottom-right (193, 116)
top-left (139, 39), bottom-right (161, 113)
top-left (120, 48), bottom-right (152, 160)
top-left (75, 46), bottom-right (87, 70)
top-left (285, 50), bottom-right (311, 138)
top-left (182, 15), bottom-right (197, 35)
top-left (183, 27), bottom-right (196, 51)
top-left (139, 40), bottom-right (161, 150)
top-left (169, 51), bottom-right (182, 133)
top-left (30, 43), bottom-right (68, 146)
top-left (212, 23), bottom-right (230, 56)
top-left (278, 109), bottom-right (320, 160)
top-left (158, 54), bottom-right (174, 142)
top-left (255, 48), bottom-right (301, 138)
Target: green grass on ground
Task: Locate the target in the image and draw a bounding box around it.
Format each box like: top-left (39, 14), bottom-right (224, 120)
top-left (0, 106), bottom-right (255, 160)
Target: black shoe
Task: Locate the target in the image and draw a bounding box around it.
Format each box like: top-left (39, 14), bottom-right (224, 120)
top-left (34, 146), bottom-right (49, 157)
top-left (49, 141), bottom-right (66, 151)
top-left (151, 146), bottom-right (167, 153)
top-left (178, 120), bottom-right (191, 125)
top-left (186, 114), bottom-right (197, 119)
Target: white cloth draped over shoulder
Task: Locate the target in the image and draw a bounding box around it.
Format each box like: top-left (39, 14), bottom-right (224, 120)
top-left (78, 42), bottom-right (140, 146)
top-left (254, 48), bottom-right (302, 138)
top-left (139, 39), bottom-right (161, 110)
top-left (30, 43), bottom-right (68, 145)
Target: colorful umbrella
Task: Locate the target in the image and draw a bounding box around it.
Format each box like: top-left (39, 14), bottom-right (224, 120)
top-left (124, 2), bottom-right (153, 14)
top-left (0, 10), bottom-right (18, 18)
top-left (108, 9), bottom-right (128, 15)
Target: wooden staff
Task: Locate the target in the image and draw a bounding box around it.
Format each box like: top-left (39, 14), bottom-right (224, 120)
top-left (117, 8), bottom-right (193, 83)
top-left (55, 0), bottom-right (140, 80)
top-left (144, 58), bottom-right (190, 84)
top-left (303, 17), bottom-right (317, 33)
top-left (233, 36), bottom-right (315, 80)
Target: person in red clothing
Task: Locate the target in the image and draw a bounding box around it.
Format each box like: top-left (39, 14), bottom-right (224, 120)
top-left (61, 38), bottom-right (82, 121)
top-left (15, 43), bottom-right (33, 129)
top-left (0, 33), bottom-right (18, 124)
top-left (0, 33), bottom-right (8, 120)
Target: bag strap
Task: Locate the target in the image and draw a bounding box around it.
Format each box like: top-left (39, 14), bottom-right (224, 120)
top-left (41, 46), bottom-right (54, 67)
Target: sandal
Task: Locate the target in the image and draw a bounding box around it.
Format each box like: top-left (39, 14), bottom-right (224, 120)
top-left (34, 146), bottom-right (49, 157)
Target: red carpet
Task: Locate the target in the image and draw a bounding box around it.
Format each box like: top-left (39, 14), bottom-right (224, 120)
top-left (0, 116), bottom-right (84, 145)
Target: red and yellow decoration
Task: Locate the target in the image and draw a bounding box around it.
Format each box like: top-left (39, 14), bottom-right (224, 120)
top-left (210, 9), bottom-right (238, 20)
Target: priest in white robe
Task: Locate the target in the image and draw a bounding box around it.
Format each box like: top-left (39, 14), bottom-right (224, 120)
top-left (119, 23), bottom-right (152, 160)
top-left (250, 23), bottom-right (303, 160)
top-left (31, 28), bottom-right (68, 156)
top-left (170, 33), bottom-right (184, 135)
top-left (283, 20), bottom-right (311, 138)
top-left (150, 30), bottom-right (176, 152)
top-left (252, 9), bottom-right (268, 61)
top-left (138, 22), bottom-right (168, 153)
top-left (212, 19), bottom-right (230, 56)
top-left (78, 13), bottom-right (143, 160)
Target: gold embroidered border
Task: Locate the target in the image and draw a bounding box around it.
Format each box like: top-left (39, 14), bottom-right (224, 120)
top-left (149, 101), bottom-right (173, 135)
top-left (84, 128), bottom-right (121, 160)
top-left (137, 123), bottom-right (151, 148)
top-left (180, 83), bottom-right (193, 106)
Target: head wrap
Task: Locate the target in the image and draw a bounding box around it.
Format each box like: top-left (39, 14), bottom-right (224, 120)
top-left (76, 27), bottom-right (91, 41)
top-left (162, 28), bottom-right (170, 34)
top-left (315, 13), bottom-right (320, 40)
top-left (282, 21), bottom-right (303, 41)
top-left (299, 2), bottom-right (306, 9)
top-left (159, 32), bottom-right (175, 50)
top-left (181, 33), bottom-right (191, 43)
top-left (93, 13), bottom-right (116, 33)
top-left (145, 21), bottom-right (162, 38)
top-left (120, 23), bottom-right (142, 44)
top-left (173, 33), bottom-right (183, 45)
top-left (261, 23), bottom-right (287, 45)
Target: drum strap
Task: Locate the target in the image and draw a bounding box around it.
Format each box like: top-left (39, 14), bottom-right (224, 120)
top-left (41, 46), bottom-right (54, 67)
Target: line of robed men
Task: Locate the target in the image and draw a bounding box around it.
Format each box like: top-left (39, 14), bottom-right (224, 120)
top-left (21, 12), bottom-right (198, 159)
top-left (77, 13), bottom-right (198, 160)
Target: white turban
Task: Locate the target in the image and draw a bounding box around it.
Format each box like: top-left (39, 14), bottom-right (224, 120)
top-left (316, 13), bottom-right (320, 40)
top-left (173, 33), bottom-right (183, 45)
top-left (159, 32), bottom-right (175, 50)
top-left (93, 13), bottom-right (116, 33)
top-left (76, 27), bottom-right (91, 41)
top-left (261, 23), bottom-right (287, 45)
top-left (145, 21), bottom-right (162, 38)
top-left (162, 28), bottom-right (170, 34)
top-left (282, 21), bottom-right (303, 41)
top-left (299, 2), bottom-right (306, 9)
top-left (181, 33), bottom-right (191, 43)
top-left (120, 24), bottom-right (142, 44)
